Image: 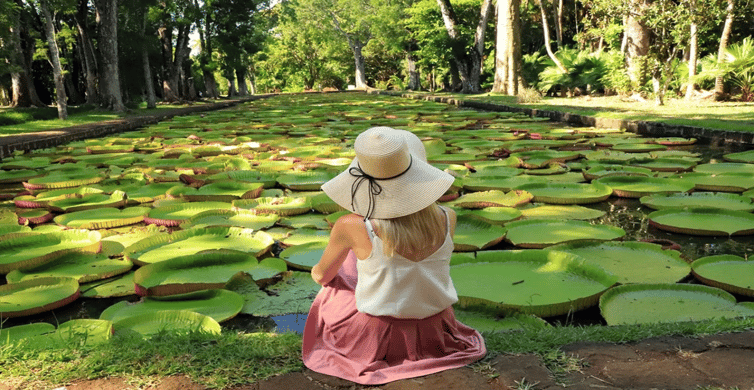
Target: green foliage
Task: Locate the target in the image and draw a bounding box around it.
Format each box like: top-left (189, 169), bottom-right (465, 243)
top-left (696, 37), bottom-right (754, 100)
top-left (537, 48), bottom-right (608, 95)
top-left (601, 51), bottom-right (632, 95)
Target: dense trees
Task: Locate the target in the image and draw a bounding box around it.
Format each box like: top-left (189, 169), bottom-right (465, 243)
top-left (1, 0), bottom-right (753, 112)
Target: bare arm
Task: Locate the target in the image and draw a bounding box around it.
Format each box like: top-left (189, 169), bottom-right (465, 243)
top-left (310, 214), bottom-right (368, 286)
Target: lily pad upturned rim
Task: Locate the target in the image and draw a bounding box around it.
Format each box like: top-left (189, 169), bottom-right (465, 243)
top-left (112, 309), bottom-right (222, 337)
top-left (513, 182), bottom-right (612, 205)
top-left (503, 219), bottom-right (625, 248)
top-left (639, 192), bottom-right (754, 212)
top-left (0, 276), bottom-right (80, 318)
top-left (53, 207), bottom-right (151, 229)
top-left (450, 249), bottom-right (617, 317)
top-left (690, 254), bottom-right (754, 297)
top-left (648, 207), bottom-right (754, 236)
top-left (599, 283), bottom-right (754, 326)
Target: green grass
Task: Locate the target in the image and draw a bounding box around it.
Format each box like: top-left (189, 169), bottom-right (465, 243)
top-left (0, 330), bottom-right (303, 389)
top-left (405, 92), bottom-right (754, 133)
top-left (0, 100), bottom-right (225, 136)
top-left (2, 316), bottom-right (752, 389)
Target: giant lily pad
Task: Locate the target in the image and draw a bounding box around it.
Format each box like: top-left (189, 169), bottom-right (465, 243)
top-left (671, 172), bottom-right (754, 192)
top-left (691, 255), bottom-right (754, 297)
top-left (518, 204), bottom-right (605, 220)
top-left (462, 175), bottom-right (544, 192)
top-left (166, 181), bottom-right (264, 202)
top-left (648, 208), bottom-right (754, 236)
top-left (46, 190), bottom-right (128, 213)
top-left (640, 192), bottom-right (754, 211)
top-left (450, 250), bottom-right (617, 317)
top-left (694, 162), bottom-right (754, 175)
top-left (276, 171), bottom-right (337, 191)
top-left (513, 182), bottom-right (612, 204)
top-left (112, 310), bottom-right (221, 337)
top-left (0, 323), bottom-right (56, 345)
top-left (629, 158), bottom-right (697, 172)
top-left (124, 226), bottom-right (275, 265)
top-left (144, 201), bottom-right (233, 226)
top-left (6, 252), bottom-right (132, 284)
top-left (134, 249), bottom-right (286, 296)
top-left (446, 190), bottom-right (533, 209)
top-left (226, 271), bottom-right (321, 317)
top-left (582, 164), bottom-right (652, 180)
top-left (0, 277), bottom-right (80, 318)
top-left (23, 171), bottom-right (105, 190)
top-left (100, 289), bottom-right (245, 323)
top-left (125, 182), bottom-right (182, 204)
top-left (279, 242), bottom-right (327, 270)
top-left (594, 176), bottom-right (694, 198)
top-left (232, 196), bottom-right (312, 216)
top-left (179, 209), bottom-right (279, 230)
top-left (453, 215), bottom-right (507, 251)
top-left (80, 271), bottom-right (136, 298)
top-left (0, 230), bottom-right (102, 273)
top-left (550, 241), bottom-right (690, 284)
top-left (455, 207), bottom-right (522, 225)
top-left (723, 149), bottom-right (754, 163)
top-left (599, 284), bottom-right (754, 325)
top-left (14, 187), bottom-right (105, 209)
top-left (53, 207), bottom-right (150, 229)
top-left (504, 219), bottom-right (625, 248)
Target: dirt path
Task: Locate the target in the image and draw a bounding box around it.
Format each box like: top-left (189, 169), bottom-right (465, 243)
top-left (48, 330), bottom-right (754, 390)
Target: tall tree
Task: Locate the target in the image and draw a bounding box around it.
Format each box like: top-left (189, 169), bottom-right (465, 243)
top-left (624, 0), bottom-right (650, 87)
top-left (436, 0), bottom-right (494, 93)
top-left (685, 0), bottom-right (699, 99)
top-left (38, 0), bottom-right (68, 119)
top-left (157, 0), bottom-right (194, 101)
top-left (74, 0), bottom-right (98, 105)
top-left (8, 0), bottom-right (46, 107)
top-left (493, 0), bottom-right (522, 95)
top-left (93, 0), bottom-right (125, 111)
top-left (535, 0), bottom-right (566, 72)
top-left (714, 0), bottom-right (734, 100)
top-left (193, 0), bottom-right (219, 98)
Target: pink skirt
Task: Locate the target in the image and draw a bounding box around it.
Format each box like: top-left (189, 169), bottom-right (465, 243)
top-left (302, 251), bottom-right (486, 385)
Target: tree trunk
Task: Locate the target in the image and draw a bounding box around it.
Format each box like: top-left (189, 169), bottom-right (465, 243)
top-left (685, 0), bottom-right (698, 100)
top-left (75, 0), bottom-right (98, 105)
top-left (537, 0), bottom-right (566, 72)
top-left (141, 11), bottom-right (157, 109)
top-left (40, 0), bottom-right (68, 119)
top-left (436, 0), bottom-right (493, 93)
top-left (11, 0), bottom-right (45, 107)
top-left (406, 51), bottom-right (421, 91)
top-left (493, 0), bottom-right (521, 95)
top-left (194, 0), bottom-right (219, 99)
top-left (555, 0), bottom-right (563, 48)
top-left (625, 0), bottom-right (650, 87)
top-left (714, 0), bottom-right (734, 100)
top-left (236, 68), bottom-right (249, 96)
top-left (159, 21), bottom-right (191, 102)
top-left (94, 0), bottom-right (125, 112)
top-left (350, 42), bottom-right (368, 89)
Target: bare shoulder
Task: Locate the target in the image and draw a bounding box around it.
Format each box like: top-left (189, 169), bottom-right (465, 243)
top-left (335, 213), bottom-right (366, 228)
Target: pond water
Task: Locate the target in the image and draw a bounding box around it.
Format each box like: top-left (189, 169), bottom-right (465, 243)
top-left (1, 94), bottom-right (753, 335)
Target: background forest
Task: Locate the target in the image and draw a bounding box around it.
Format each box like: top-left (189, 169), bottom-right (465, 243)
top-left (1, 0), bottom-right (753, 121)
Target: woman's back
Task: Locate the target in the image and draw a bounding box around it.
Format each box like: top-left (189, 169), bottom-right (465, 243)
top-left (354, 206), bottom-right (458, 319)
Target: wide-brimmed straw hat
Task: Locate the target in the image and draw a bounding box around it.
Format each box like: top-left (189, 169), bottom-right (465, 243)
top-left (322, 127), bottom-right (453, 220)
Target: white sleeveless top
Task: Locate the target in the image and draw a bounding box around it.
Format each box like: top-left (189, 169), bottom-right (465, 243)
top-left (354, 207), bottom-right (459, 319)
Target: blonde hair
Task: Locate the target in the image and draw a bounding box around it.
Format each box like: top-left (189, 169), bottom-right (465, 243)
top-left (371, 203), bottom-right (446, 257)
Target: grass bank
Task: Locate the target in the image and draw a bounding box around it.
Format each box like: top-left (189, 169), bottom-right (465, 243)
top-left (2, 317), bottom-right (752, 389)
top-left (417, 92), bottom-right (754, 134)
top-left (0, 100), bottom-right (226, 136)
